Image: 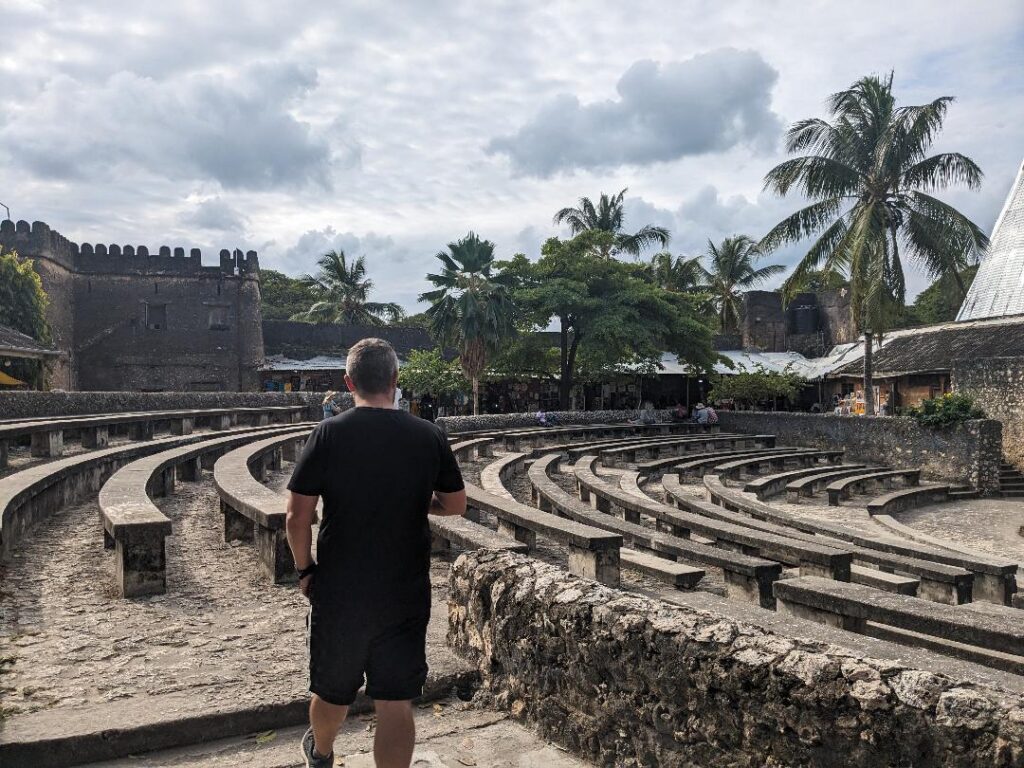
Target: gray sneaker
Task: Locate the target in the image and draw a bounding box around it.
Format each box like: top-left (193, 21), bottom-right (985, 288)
top-left (300, 727), bottom-right (334, 768)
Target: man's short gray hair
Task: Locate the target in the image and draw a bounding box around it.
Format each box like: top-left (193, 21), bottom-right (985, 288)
top-left (345, 338), bottom-right (399, 396)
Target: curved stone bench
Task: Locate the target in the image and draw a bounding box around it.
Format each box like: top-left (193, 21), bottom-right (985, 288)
top-left (449, 438), bottom-right (495, 461)
top-left (571, 456), bottom-right (782, 606)
top-left (775, 576), bottom-right (1024, 674)
top-left (527, 454), bottom-right (705, 589)
top-left (865, 484), bottom-right (949, 515)
top-left (783, 465), bottom-right (888, 503)
top-left (0, 406), bottom-right (308, 467)
top-left (827, 469), bottom-right (921, 506)
top-left (498, 422), bottom-right (708, 451)
top-left (670, 447), bottom-right (822, 480)
top-left (479, 452), bottom-right (527, 501)
top-left (744, 464), bottom-right (868, 500)
top-left (713, 449), bottom-right (844, 481)
top-left (100, 425), bottom-right (312, 597)
top-left (700, 475), bottom-right (1016, 605)
top-left (661, 473), bottom-right (920, 596)
top-left (598, 434), bottom-right (772, 467)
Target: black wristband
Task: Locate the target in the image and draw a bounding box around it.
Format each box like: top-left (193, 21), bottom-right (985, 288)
top-left (296, 562), bottom-right (317, 580)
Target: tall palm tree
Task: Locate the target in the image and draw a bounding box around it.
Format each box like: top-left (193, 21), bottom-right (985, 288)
top-left (759, 73), bottom-right (986, 414)
top-left (419, 232), bottom-right (516, 415)
top-left (292, 249), bottom-right (404, 325)
top-left (650, 251), bottom-right (707, 293)
top-left (554, 188), bottom-right (670, 259)
top-left (702, 235), bottom-right (785, 334)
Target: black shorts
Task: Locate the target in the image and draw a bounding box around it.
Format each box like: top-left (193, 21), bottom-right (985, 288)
top-left (308, 604), bottom-right (429, 706)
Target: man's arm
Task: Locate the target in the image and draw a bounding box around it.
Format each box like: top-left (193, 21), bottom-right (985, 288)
top-left (286, 491), bottom-right (319, 596)
top-left (429, 488), bottom-right (466, 517)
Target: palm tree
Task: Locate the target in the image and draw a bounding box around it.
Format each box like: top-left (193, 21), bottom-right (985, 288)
top-left (650, 252), bottom-right (707, 293)
top-left (554, 188), bottom-right (670, 259)
top-left (759, 73), bottom-right (986, 414)
top-left (419, 232), bottom-right (516, 415)
top-left (292, 249), bottom-right (404, 325)
top-left (702, 235), bottom-right (785, 334)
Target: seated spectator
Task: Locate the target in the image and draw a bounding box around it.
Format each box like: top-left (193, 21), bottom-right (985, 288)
top-left (671, 402), bottom-right (688, 422)
top-left (704, 404), bottom-right (719, 425)
top-left (693, 403), bottom-right (708, 424)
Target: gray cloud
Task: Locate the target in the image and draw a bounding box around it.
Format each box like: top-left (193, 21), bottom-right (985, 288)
top-left (182, 198), bottom-right (248, 232)
top-left (486, 49), bottom-right (782, 177)
top-left (0, 61), bottom-right (334, 190)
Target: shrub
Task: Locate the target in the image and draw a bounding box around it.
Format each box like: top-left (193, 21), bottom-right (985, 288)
top-left (907, 392), bottom-right (985, 427)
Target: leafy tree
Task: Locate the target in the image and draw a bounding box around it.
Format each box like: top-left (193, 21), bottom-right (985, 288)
top-left (260, 269), bottom-right (316, 321)
top-left (897, 265), bottom-right (978, 327)
top-left (702, 236), bottom-right (785, 333)
top-left (707, 366), bottom-right (805, 410)
top-left (907, 392), bottom-right (984, 426)
top-left (419, 232), bottom-right (517, 415)
top-left (291, 249), bottom-right (404, 325)
top-left (554, 188), bottom-right (670, 259)
top-left (0, 247), bottom-right (52, 388)
top-left (398, 348), bottom-right (468, 398)
top-left (781, 267), bottom-right (849, 298)
top-left (760, 73), bottom-right (986, 414)
top-left (650, 252), bottom-right (706, 293)
top-left (501, 231), bottom-right (719, 409)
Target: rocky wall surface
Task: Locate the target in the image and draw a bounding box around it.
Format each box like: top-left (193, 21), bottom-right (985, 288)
top-left (449, 550), bottom-right (1024, 768)
top-left (954, 356), bottom-right (1024, 470)
top-left (0, 391), bottom-right (324, 421)
top-left (437, 409), bottom-right (671, 433)
top-left (716, 411), bottom-right (1002, 493)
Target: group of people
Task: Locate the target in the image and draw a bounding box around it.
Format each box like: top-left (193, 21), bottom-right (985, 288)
top-left (669, 401), bottom-right (718, 425)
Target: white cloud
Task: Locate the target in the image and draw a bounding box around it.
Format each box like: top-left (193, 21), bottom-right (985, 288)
top-left (182, 198), bottom-right (248, 232)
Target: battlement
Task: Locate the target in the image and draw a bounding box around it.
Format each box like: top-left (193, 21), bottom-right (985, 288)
top-left (0, 219), bottom-right (259, 277)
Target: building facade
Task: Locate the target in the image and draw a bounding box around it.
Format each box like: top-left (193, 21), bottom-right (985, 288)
top-left (0, 219), bottom-right (264, 392)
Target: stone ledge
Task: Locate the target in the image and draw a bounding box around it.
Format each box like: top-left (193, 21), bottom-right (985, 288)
top-left (449, 550), bottom-right (1024, 767)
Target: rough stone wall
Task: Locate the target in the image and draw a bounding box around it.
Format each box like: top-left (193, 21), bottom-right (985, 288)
top-left (0, 220), bottom-right (264, 392)
top-left (716, 411), bottom-right (1003, 493)
top-left (741, 291), bottom-right (786, 351)
top-left (0, 390), bottom-right (323, 421)
top-left (449, 550), bottom-right (1024, 768)
top-left (437, 409), bottom-right (670, 433)
top-left (954, 356), bottom-right (1024, 470)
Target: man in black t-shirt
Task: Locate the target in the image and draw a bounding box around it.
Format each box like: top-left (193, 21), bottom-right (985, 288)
top-left (286, 338), bottom-right (466, 768)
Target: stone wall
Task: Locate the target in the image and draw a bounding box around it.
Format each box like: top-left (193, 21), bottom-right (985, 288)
top-left (0, 390), bottom-right (323, 421)
top-left (953, 356), bottom-right (1024, 470)
top-left (716, 410), bottom-right (1003, 493)
top-left (449, 550), bottom-right (1024, 768)
top-left (437, 409), bottom-right (669, 433)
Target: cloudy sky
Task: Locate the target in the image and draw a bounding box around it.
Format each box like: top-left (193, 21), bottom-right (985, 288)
top-left (3, 1), bottom-right (1022, 311)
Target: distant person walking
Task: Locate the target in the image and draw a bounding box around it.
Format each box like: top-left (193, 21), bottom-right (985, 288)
top-left (286, 339), bottom-right (467, 768)
top-left (321, 391), bottom-right (341, 421)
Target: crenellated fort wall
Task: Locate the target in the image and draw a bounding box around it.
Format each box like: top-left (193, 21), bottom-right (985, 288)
top-left (0, 219), bottom-right (264, 392)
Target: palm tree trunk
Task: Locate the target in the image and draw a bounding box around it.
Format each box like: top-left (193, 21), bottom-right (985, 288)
top-left (952, 268), bottom-right (967, 299)
top-left (863, 329), bottom-right (875, 416)
top-left (472, 375), bottom-right (479, 416)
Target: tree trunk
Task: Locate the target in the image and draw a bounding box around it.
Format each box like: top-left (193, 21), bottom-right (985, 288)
top-left (952, 268), bottom-right (967, 299)
top-left (863, 330), bottom-right (875, 416)
top-left (472, 375), bottom-right (479, 416)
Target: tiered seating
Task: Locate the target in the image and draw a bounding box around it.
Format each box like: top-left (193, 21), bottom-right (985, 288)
top-left (597, 434), bottom-right (775, 466)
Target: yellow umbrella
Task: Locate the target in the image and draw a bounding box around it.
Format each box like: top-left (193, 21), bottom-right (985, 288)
top-left (0, 370), bottom-right (25, 386)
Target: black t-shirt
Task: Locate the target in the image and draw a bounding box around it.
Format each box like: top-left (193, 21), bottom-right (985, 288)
top-left (287, 406), bottom-right (464, 618)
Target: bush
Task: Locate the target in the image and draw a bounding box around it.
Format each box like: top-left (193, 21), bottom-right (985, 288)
top-left (907, 392), bottom-right (985, 427)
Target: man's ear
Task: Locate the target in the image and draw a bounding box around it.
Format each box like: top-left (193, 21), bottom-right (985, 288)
top-left (344, 374), bottom-right (357, 393)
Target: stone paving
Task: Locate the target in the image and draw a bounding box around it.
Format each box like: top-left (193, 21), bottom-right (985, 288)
top-left (898, 497), bottom-right (1024, 566)
top-left (0, 467), bottom-right (455, 722)
top-left (80, 698), bottom-right (589, 767)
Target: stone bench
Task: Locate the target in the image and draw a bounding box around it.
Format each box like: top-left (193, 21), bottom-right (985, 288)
top-left (700, 475), bottom-right (1010, 605)
top-left (670, 447), bottom-right (823, 479)
top-left (826, 469), bottom-right (921, 506)
top-left (775, 576), bottom-right (1024, 673)
top-left (744, 464), bottom-right (868, 500)
top-left (713, 449), bottom-right (844, 481)
top-left (461, 478), bottom-right (623, 587)
top-left (660, 473), bottom-right (920, 597)
top-left (0, 406), bottom-right (308, 467)
top-left (428, 514), bottom-right (529, 555)
top-left (783, 465), bottom-right (889, 502)
top-left (598, 434), bottom-right (773, 467)
top-left (99, 425), bottom-right (310, 597)
top-left (502, 422), bottom-right (707, 451)
top-left (449, 437), bottom-right (495, 461)
top-left (866, 484), bottom-right (950, 515)
top-left (528, 454), bottom-right (709, 590)
top-left (479, 452), bottom-right (528, 501)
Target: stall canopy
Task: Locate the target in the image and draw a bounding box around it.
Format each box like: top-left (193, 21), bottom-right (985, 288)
top-left (0, 370), bottom-right (25, 386)
top-left (0, 324), bottom-right (60, 361)
top-left (657, 346), bottom-right (864, 381)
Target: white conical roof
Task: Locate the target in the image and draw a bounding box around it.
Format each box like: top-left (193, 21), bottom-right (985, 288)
top-left (957, 159), bottom-right (1024, 321)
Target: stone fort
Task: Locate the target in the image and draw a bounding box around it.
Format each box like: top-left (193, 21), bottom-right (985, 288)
top-left (0, 219), bottom-right (264, 392)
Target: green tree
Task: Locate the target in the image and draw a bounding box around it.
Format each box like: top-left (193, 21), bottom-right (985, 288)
top-left (398, 348), bottom-right (468, 398)
top-left (708, 366), bottom-right (805, 410)
top-left (649, 252), bottom-right (706, 293)
top-left (702, 235), bottom-right (785, 333)
top-left (260, 269), bottom-right (316, 321)
top-left (292, 249), bottom-right (404, 325)
top-left (501, 231), bottom-right (719, 409)
top-left (419, 232), bottom-right (517, 415)
top-left (898, 265), bottom-right (978, 327)
top-left (554, 188), bottom-right (670, 259)
top-left (781, 266), bottom-right (849, 297)
top-left (0, 247), bottom-right (52, 388)
top-left (760, 73), bottom-right (986, 414)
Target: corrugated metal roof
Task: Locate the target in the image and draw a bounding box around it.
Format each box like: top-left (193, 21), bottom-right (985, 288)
top-left (0, 324), bottom-right (59, 358)
top-left (957, 159), bottom-right (1024, 321)
top-left (659, 347), bottom-right (858, 380)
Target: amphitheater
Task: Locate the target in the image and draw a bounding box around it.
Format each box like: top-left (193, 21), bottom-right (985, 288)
top-left (1, 397), bottom-right (1024, 767)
